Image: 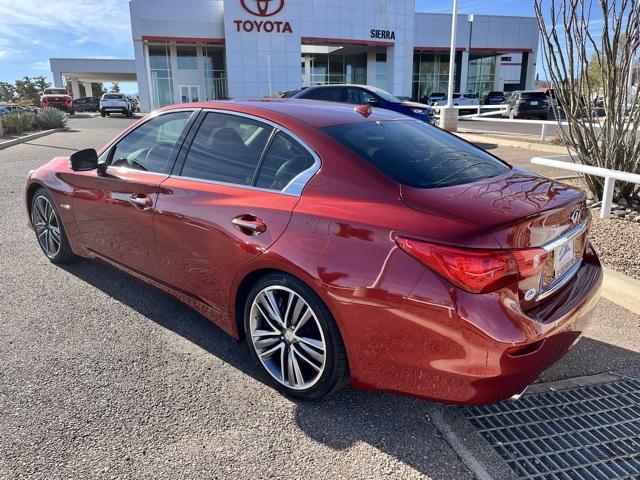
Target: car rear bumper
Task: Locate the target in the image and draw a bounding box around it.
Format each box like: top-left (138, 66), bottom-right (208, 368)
top-left (347, 242), bottom-right (602, 405)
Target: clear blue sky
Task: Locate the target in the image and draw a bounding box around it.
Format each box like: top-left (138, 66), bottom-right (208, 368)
top-left (0, 0), bottom-right (584, 93)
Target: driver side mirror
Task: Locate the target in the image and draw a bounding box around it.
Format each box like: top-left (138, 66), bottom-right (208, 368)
top-left (69, 148), bottom-right (98, 171)
top-left (367, 98), bottom-right (379, 106)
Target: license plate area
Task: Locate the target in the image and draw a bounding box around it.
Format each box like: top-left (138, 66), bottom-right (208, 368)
top-left (554, 240), bottom-right (577, 278)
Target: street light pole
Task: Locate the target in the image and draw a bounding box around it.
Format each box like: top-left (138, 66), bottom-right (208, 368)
top-left (446, 0), bottom-right (458, 108)
top-left (440, 0), bottom-right (459, 131)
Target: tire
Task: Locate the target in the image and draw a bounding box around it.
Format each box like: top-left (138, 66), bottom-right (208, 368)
top-left (69, 110), bottom-right (75, 116)
top-left (100, 109), bottom-right (106, 117)
top-left (30, 189), bottom-right (75, 264)
top-left (243, 272), bottom-right (348, 400)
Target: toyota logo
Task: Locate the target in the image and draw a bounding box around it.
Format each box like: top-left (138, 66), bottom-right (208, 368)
top-left (241, 0), bottom-right (285, 17)
top-left (570, 209), bottom-right (582, 224)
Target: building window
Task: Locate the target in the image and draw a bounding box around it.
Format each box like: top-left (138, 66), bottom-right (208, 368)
top-left (307, 52), bottom-right (367, 86)
top-left (203, 47), bottom-right (228, 100)
top-left (412, 52), bottom-right (453, 102)
top-left (467, 54), bottom-right (496, 96)
top-left (375, 52), bottom-right (387, 90)
top-left (177, 46), bottom-right (198, 70)
top-left (148, 44), bottom-right (174, 108)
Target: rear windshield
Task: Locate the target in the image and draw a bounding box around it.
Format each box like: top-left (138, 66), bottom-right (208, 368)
top-left (322, 119), bottom-right (509, 188)
top-left (521, 92), bottom-right (547, 100)
top-left (103, 94), bottom-right (123, 100)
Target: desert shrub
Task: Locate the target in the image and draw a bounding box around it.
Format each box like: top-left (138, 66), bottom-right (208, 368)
top-left (36, 108), bottom-right (68, 130)
top-left (1, 112), bottom-right (35, 135)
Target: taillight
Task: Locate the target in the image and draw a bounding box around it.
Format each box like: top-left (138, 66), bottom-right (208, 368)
top-left (396, 237), bottom-right (547, 294)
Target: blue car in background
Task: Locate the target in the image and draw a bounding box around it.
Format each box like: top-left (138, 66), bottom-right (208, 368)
top-left (292, 84), bottom-right (434, 124)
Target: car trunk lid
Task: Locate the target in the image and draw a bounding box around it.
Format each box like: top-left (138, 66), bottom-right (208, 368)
top-left (400, 168), bottom-right (589, 308)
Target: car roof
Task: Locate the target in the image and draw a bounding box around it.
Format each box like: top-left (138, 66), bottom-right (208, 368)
top-left (159, 99), bottom-right (410, 128)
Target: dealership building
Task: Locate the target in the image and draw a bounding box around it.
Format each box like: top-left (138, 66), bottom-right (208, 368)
top-left (52, 0), bottom-right (540, 112)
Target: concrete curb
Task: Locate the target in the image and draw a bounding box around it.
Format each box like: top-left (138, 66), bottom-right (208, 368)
top-left (601, 267), bottom-right (640, 316)
top-left (0, 128), bottom-right (65, 150)
top-left (455, 132), bottom-right (571, 155)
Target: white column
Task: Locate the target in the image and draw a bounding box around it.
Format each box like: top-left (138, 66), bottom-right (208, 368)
top-left (493, 55), bottom-right (502, 91)
top-left (366, 52), bottom-right (377, 88)
top-left (70, 78), bottom-right (81, 99)
top-left (525, 52), bottom-right (537, 89)
top-left (302, 55), bottom-right (311, 87)
top-left (459, 50), bottom-right (469, 93)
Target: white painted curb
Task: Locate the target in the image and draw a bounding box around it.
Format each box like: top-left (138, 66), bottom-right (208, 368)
top-left (0, 128), bottom-right (65, 150)
top-left (601, 267), bottom-right (640, 316)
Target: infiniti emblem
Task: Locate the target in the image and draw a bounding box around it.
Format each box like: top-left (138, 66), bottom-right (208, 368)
top-left (570, 209), bottom-right (581, 225)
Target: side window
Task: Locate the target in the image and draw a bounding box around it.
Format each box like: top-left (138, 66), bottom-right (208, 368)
top-left (346, 88), bottom-right (376, 105)
top-left (181, 112), bottom-right (273, 185)
top-left (309, 88), bottom-right (344, 102)
top-left (109, 111), bottom-right (192, 174)
top-left (256, 132), bottom-right (315, 191)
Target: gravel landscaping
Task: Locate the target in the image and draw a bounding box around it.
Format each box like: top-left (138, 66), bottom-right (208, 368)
top-left (560, 178), bottom-right (640, 280)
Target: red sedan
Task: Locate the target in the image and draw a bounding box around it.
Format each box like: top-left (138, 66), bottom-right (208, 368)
top-left (25, 100), bottom-right (602, 404)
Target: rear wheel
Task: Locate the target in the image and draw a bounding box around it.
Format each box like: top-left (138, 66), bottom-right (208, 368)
top-left (31, 189), bottom-right (74, 263)
top-left (100, 109), bottom-right (106, 117)
top-left (243, 273), bottom-right (348, 400)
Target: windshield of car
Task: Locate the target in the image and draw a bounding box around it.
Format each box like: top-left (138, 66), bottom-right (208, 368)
top-left (521, 92), bottom-right (547, 100)
top-left (103, 94), bottom-right (124, 100)
top-left (322, 119), bottom-right (509, 188)
top-left (365, 86), bottom-right (401, 103)
top-left (45, 89), bottom-right (68, 95)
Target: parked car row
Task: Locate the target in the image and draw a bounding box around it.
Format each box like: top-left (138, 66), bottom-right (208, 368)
top-left (0, 104), bottom-right (42, 115)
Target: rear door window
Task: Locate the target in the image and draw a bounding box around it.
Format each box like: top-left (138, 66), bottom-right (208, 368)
top-left (180, 112), bottom-right (273, 185)
top-left (322, 119), bottom-right (508, 189)
top-left (255, 132), bottom-right (315, 191)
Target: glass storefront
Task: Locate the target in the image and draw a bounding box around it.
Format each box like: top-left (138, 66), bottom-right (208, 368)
top-left (412, 52), bottom-right (454, 103)
top-left (306, 52), bottom-right (367, 85)
top-left (467, 53), bottom-right (496, 96)
top-left (149, 44), bottom-right (175, 108)
top-left (203, 47), bottom-right (228, 100)
top-left (147, 44), bottom-right (229, 108)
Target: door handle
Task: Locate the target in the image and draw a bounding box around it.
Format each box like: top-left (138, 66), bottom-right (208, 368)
top-left (232, 215), bottom-right (267, 235)
top-left (129, 194), bottom-right (153, 210)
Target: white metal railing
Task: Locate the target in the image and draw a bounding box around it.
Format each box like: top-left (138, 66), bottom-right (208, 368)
top-left (531, 156), bottom-right (640, 219)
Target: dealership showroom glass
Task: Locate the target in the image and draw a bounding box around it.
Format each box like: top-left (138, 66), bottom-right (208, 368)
top-left (51, 0), bottom-right (540, 112)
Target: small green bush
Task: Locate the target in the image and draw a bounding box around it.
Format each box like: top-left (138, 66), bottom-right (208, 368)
top-left (1, 112), bottom-right (35, 135)
top-left (36, 108), bottom-right (68, 130)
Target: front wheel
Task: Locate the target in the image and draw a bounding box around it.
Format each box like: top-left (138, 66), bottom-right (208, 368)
top-left (31, 189), bottom-right (75, 263)
top-left (244, 273), bottom-right (348, 400)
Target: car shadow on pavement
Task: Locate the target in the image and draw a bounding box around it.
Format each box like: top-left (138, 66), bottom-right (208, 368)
top-left (59, 258), bottom-right (261, 382)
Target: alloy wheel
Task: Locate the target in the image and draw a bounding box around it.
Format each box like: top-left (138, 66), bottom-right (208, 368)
top-left (32, 195), bottom-right (62, 257)
top-left (249, 286), bottom-right (327, 390)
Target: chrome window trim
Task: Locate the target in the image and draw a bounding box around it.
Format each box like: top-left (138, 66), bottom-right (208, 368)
top-left (536, 215), bottom-right (591, 300)
top-left (173, 107), bottom-right (322, 197)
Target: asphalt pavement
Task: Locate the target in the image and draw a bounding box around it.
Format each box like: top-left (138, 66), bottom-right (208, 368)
top-left (1, 114), bottom-right (638, 479)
